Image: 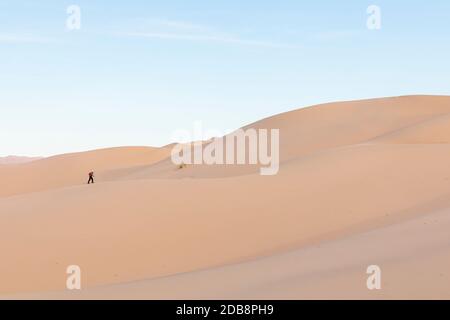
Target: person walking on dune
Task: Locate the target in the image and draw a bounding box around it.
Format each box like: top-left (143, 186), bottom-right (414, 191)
top-left (87, 171), bottom-right (95, 184)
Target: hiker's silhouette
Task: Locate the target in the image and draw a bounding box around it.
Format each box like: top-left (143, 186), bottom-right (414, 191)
top-left (88, 171), bottom-right (94, 184)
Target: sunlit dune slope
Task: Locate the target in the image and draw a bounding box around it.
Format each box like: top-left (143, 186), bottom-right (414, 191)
top-left (0, 147), bottom-right (170, 197)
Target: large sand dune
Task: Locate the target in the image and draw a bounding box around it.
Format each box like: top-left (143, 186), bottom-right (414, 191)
top-left (1, 95), bottom-right (450, 299)
top-left (0, 146), bottom-right (171, 197)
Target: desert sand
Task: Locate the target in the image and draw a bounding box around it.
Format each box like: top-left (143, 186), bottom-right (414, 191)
top-left (1, 95), bottom-right (450, 299)
top-left (0, 156), bottom-right (42, 165)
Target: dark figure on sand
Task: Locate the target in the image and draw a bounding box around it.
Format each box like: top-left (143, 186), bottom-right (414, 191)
top-left (88, 171), bottom-right (94, 184)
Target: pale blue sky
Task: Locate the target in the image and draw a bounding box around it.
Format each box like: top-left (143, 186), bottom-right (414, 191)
top-left (1, 0), bottom-right (450, 156)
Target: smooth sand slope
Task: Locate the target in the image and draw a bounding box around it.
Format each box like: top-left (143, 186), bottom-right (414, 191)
top-left (0, 146), bottom-right (171, 197)
top-left (34, 200), bottom-right (450, 300)
top-left (1, 95), bottom-right (450, 299)
top-left (0, 156), bottom-right (42, 165)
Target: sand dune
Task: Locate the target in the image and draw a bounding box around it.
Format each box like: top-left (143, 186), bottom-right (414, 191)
top-left (369, 112), bottom-right (450, 144)
top-left (1, 95), bottom-right (450, 299)
top-left (0, 156), bottom-right (43, 165)
top-left (102, 95), bottom-right (450, 180)
top-left (33, 200), bottom-right (450, 300)
top-left (0, 146), bottom-right (171, 197)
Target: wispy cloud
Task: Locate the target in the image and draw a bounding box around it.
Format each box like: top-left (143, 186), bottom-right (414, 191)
top-left (312, 30), bottom-right (362, 41)
top-left (147, 19), bottom-right (206, 32)
top-left (118, 18), bottom-right (300, 49)
top-left (0, 33), bottom-right (53, 44)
